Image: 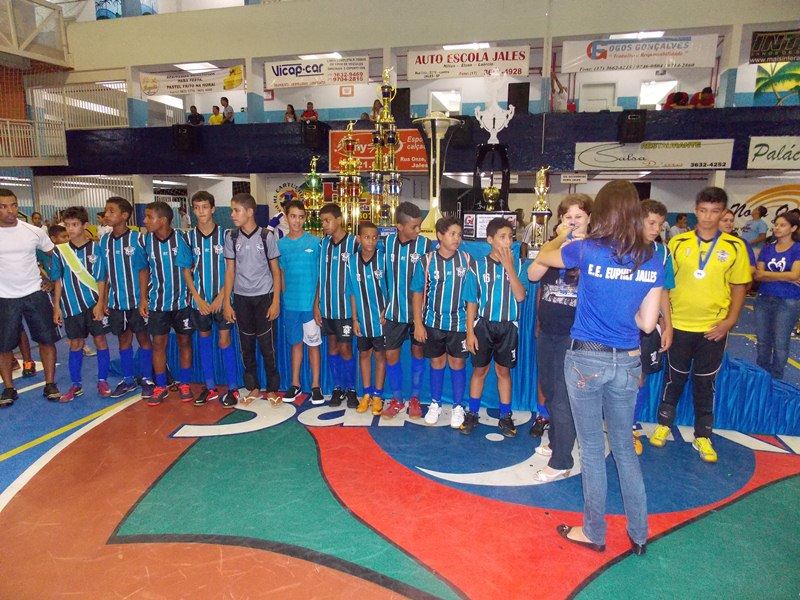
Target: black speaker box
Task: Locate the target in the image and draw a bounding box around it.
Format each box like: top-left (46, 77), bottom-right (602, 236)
top-left (618, 109), bottom-right (647, 144)
top-left (393, 87), bottom-right (411, 120)
top-left (507, 82), bottom-right (530, 114)
top-left (172, 124), bottom-right (199, 151)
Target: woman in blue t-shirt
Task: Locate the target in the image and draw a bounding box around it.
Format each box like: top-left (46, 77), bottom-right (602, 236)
top-left (534, 180), bottom-right (663, 556)
top-left (754, 211), bottom-right (800, 379)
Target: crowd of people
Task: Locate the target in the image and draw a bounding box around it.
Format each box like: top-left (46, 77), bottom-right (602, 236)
top-left (186, 96), bottom-right (236, 126)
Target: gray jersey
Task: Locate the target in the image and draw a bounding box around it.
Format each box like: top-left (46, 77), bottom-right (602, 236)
top-left (224, 227), bottom-right (280, 296)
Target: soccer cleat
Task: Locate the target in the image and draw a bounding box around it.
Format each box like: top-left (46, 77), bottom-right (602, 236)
top-left (148, 386), bottom-right (169, 406)
top-left (450, 404), bottom-right (466, 429)
top-left (345, 389), bottom-right (359, 409)
top-left (371, 395), bottom-right (383, 416)
top-left (194, 387), bottom-right (219, 406)
top-left (650, 424), bottom-right (671, 448)
top-left (97, 380), bottom-right (112, 398)
top-left (633, 432), bottom-right (644, 456)
top-left (140, 380), bottom-right (155, 400)
top-left (22, 361), bottom-right (36, 378)
top-left (424, 401), bottom-right (442, 425)
top-left (221, 389), bottom-right (239, 408)
top-left (0, 387), bottom-right (18, 408)
top-left (529, 414), bottom-right (550, 437)
top-left (693, 437), bottom-right (718, 463)
top-left (43, 383), bottom-right (61, 402)
top-left (284, 385), bottom-right (301, 402)
top-left (381, 399), bottom-right (405, 419)
top-left (407, 397), bottom-right (422, 419)
top-left (498, 415), bottom-right (517, 437)
top-left (329, 388), bottom-right (344, 407)
top-left (460, 410), bottom-right (480, 435)
top-left (83, 346), bottom-right (97, 357)
top-left (178, 383), bottom-right (194, 403)
top-left (59, 385), bottom-right (83, 403)
top-left (310, 387), bottom-right (324, 405)
top-left (356, 393), bottom-right (371, 413)
top-left (110, 380), bottom-right (137, 398)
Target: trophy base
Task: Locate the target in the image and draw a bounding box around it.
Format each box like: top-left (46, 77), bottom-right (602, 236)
top-left (461, 211), bottom-right (517, 241)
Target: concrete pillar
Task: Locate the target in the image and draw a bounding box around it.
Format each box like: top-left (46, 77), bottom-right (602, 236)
top-left (132, 175), bottom-right (153, 227)
top-left (250, 173), bottom-right (269, 226)
top-left (539, 0), bottom-right (553, 114)
top-left (126, 67), bottom-right (148, 127)
top-left (717, 24), bottom-right (743, 108)
top-left (708, 170), bottom-right (726, 189)
top-left (246, 57), bottom-right (266, 124)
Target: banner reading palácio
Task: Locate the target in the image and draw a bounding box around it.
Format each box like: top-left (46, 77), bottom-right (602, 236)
top-left (264, 57), bottom-right (369, 89)
top-left (139, 66), bottom-right (244, 96)
top-left (329, 129), bottom-right (428, 172)
top-left (407, 46), bottom-right (529, 80)
top-left (562, 35), bottom-right (717, 73)
top-left (747, 136), bottom-right (800, 170)
top-left (574, 139), bottom-right (734, 171)
top-left (750, 30), bottom-right (800, 64)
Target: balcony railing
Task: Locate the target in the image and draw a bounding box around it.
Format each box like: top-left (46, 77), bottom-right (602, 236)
top-left (0, 118), bottom-right (67, 166)
top-left (0, 0), bottom-right (70, 67)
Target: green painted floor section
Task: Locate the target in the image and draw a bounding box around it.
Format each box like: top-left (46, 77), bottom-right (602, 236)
top-left (577, 475), bottom-right (800, 600)
top-left (116, 412), bottom-right (459, 600)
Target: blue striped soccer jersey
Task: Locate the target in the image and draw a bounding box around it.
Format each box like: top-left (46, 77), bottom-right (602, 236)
top-left (96, 229), bottom-right (148, 311)
top-left (383, 233), bottom-right (436, 324)
top-left (186, 225), bottom-right (227, 307)
top-left (463, 256), bottom-right (528, 322)
top-left (141, 230), bottom-right (193, 312)
top-left (50, 240), bottom-right (103, 318)
top-left (410, 250), bottom-right (474, 332)
top-left (319, 233), bottom-right (357, 320)
top-left (346, 248), bottom-right (388, 338)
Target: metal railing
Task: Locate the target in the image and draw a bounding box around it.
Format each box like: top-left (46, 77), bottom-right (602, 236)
top-left (0, 118), bottom-right (66, 159)
top-left (0, 0), bottom-right (70, 67)
top-left (27, 81), bottom-right (129, 129)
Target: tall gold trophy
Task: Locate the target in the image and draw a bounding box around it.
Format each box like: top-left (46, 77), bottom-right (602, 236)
top-left (528, 166), bottom-right (552, 259)
top-left (336, 122), bottom-right (362, 233)
top-left (369, 68), bottom-right (401, 230)
top-left (301, 155), bottom-right (323, 236)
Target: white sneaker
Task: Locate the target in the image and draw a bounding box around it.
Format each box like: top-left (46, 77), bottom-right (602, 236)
top-left (450, 405), bottom-right (465, 429)
top-left (424, 401), bottom-right (441, 425)
top-left (535, 444), bottom-right (553, 456)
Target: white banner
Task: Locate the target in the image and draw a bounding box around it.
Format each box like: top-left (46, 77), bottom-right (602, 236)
top-left (407, 46), bottom-right (529, 80)
top-left (574, 139), bottom-right (734, 171)
top-left (264, 56), bottom-right (369, 89)
top-left (747, 136), bottom-right (800, 170)
top-left (562, 35), bottom-right (717, 73)
top-left (139, 65), bottom-right (244, 96)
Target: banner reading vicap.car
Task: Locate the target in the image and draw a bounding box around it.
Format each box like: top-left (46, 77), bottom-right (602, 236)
top-left (407, 46), bottom-right (529, 80)
top-left (265, 57), bottom-right (369, 89)
top-left (139, 65), bottom-right (244, 96)
top-left (329, 129), bottom-right (428, 172)
top-left (562, 35), bottom-right (717, 73)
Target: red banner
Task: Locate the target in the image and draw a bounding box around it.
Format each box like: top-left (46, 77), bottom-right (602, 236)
top-left (328, 129), bottom-right (428, 172)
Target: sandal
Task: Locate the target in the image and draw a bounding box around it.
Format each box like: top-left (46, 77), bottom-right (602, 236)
top-left (266, 392), bottom-right (282, 408)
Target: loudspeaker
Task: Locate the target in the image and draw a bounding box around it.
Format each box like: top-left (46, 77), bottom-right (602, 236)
top-left (618, 109), bottom-right (647, 143)
top-left (633, 182), bottom-right (651, 200)
top-left (301, 121), bottom-right (329, 151)
top-left (394, 87), bottom-right (411, 120)
top-left (507, 82), bottom-right (530, 114)
top-left (172, 124), bottom-right (199, 151)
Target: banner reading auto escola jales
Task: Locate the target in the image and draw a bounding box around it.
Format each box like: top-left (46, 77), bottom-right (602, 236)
top-left (562, 35), bottom-right (717, 73)
top-left (265, 57), bottom-right (369, 89)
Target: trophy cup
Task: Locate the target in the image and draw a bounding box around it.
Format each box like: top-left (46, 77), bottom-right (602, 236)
top-left (462, 70), bottom-right (516, 241)
top-left (528, 166), bottom-right (552, 259)
top-left (301, 155), bottom-right (323, 236)
top-left (336, 122), bottom-right (362, 233)
top-left (368, 68), bottom-right (401, 234)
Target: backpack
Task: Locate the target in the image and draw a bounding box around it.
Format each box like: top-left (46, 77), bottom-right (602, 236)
top-left (229, 227), bottom-right (274, 261)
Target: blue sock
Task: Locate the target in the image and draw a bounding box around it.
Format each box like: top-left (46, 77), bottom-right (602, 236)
top-left (469, 396), bottom-right (481, 414)
top-left (139, 348), bottom-right (153, 381)
top-left (180, 367), bottom-right (193, 385)
top-left (411, 357), bottom-right (425, 397)
top-left (387, 362), bottom-right (402, 399)
top-left (430, 366), bottom-right (445, 403)
top-left (328, 354), bottom-right (340, 388)
top-left (69, 349), bottom-right (83, 385)
top-left (499, 402), bottom-right (512, 417)
top-left (341, 357), bottom-right (355, 389)
top-left (374, 388), bottom-right (383, 398)
top-left (120, 347), bottom-right (135, 382)
top-left (155, 371), bottom-right (167, 387)
top-left (97, 348), bottom-right (110, 381)
top-left (222, 344), bottom-right (239, 390)
top-left (198, 335), bottom-right (215, 389)
top-left (451, 367), bottom-right (466, 407)
top-left (363, 385), bottom-right (373, 396)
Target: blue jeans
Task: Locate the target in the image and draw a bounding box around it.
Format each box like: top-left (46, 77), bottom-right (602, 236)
top-left (564, 348), bottom-right (648, 546)
top-left (755, 295), bottom-right (800, 380)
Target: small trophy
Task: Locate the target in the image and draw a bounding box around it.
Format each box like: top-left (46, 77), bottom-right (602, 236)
top-left (528, 166), bottom-right (552, 259)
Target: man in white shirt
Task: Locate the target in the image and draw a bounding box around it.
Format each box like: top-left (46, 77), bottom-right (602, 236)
top-left (221, 97), bottom-right (234, 125)
top-left (0, 189), bottom-right (61, 406)
top-left (668, 213), bottom-right (689, 240)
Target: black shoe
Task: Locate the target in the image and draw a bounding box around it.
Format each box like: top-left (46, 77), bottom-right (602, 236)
top-left (110, 380), bottom-right (137, 398)
top-left (140, 379), bottom-right (155, 399)
top-left (310, 387), bottom-right (324, 405)
top-left (194, 387), bottom-right (214, 406)
top-left (21, 361), bottom-right (36, 378)
top-left (499, 414), bottom-right (517, 437)
top-left (460, 411), bottom-right (480, 435)
top-left (529, 414), bottom-right (550, 437)
top-left (628, 535), bottom-right (646, 556)
top-left (0, 387), bottom-right (17, 408)
top-left (43, 383), bottom-right (61, 402)
top-left (556, 524), bottom-right (605, 552)
top-left (284, 385), bottom-right (301, 401)
top-left (221, 389), bottom-right (239, 408)
top-left (345, 389), bottom-right (359, 408)
top-left (329, 387), bottom-right (344, 407)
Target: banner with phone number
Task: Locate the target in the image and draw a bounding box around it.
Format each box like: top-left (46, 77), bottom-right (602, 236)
top-left (265, 57), bottom-right (369, 89)
top-left (406, 46), bottom-right (529, 80)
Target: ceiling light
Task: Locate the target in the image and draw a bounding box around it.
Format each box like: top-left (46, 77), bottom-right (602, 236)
top-left (189, 174), bottom-right (223, 179)
top-left (442, 42), bottom-right (490, 50)
top-left (0, 182), bottom-right (30, 188)
top-left (298, 52), bottom-right (342, 60)
top-left (608, 31), bottom-right (665, 40)
top-left (154, 179), bottom-right (186, 186)
top-left (174, 62), bottom-right (218, 73)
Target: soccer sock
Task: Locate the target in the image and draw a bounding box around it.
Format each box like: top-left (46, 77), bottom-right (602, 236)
top-left (450, 367), bottom-right (466, 407)
top-left (69, 349), bottom-right (83, 385)
top-left (198, 336), bottom-right (215, 389)
top-left (363, 385), bottom-right (373, 396)
top-left (499, 402), bottom-right (512, 417)
top-left (469, 396), bottom-right (481, 414)
top-left (120, 347), bottom-right (135, 382)
top-left (411, 357), bottom-right (425, 397)
top-left (139, 348), bottom-right (153, 381)
top-left (328, 354), bottom-right (340, 388)
top-left (97, 348), bottom-right (110, 382)
top-left (341, 357), bottom-right (356, 390)
top-left (221, 344), bottom-right (239, 390)
top-left (387, 362), bottom-right (403, 399)
top-left (180, 367), bottom-right (193, 385)
top-left (154, 372), bottom-right (168, 387)
top-left (374, 387), bottom-right (383, 398)
top-left (430, 366), bottom-right (445, 403)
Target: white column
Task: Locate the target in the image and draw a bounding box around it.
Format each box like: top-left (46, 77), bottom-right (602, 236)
top-left (708, 170), bottom-right (726, 189)
top-left (246, 56), bottom-right (266, 124)
top-left (717, 24), bottom-right (743, 108)
top-left (133, 175), bottom-right (154, 223)
top-left (250, 173), bottom-right (268, 206)
top-left (539, 0), bottom-right (553, 113)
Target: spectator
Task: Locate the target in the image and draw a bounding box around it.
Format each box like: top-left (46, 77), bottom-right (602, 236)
top-left (662, 92), bottom-right (691, 110)
top-left (690, 87), bottom-right (715, 109)
top-left (359, 112), bottom-right (371, 122)
top-left (178, 206), bottom-right (191, 230)
top-left (208, 105), bottom-right (224, 125)
top-left (720, 208), bottom-right (756, 270)
top-left (220, 97), bottom-right (234, 124)
top-left (668, 213), bottom-right (689, 240)
top-left (186, 105), bottom-right (204, 126)
top-left (370, 99), bottom-right (382, 122)
top-left (96, 211), bottom-right (113, 238)
top-left (740, 206), bottom-right (769, 258)
top-left (284, 104), bottom-right (297, 122)
top-left (31, 211), bottom-right (45, 230)
top-left (301, 102), bottom-right (319, 122)
top-left (551, 72), bottom-right (568, 113)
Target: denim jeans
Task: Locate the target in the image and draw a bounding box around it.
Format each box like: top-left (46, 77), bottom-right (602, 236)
top-left (537, 332), bottom-right (576, 470)
top-left (564, 348), bottom-right (648, 546)
top-left (755, 295), bottom-right (800, 380)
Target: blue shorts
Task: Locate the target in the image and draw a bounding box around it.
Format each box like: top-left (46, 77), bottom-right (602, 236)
top-left (284, 310), bottom-right (322, 346)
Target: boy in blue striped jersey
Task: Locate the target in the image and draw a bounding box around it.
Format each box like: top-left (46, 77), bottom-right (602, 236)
top-left (462, 217), bottom-right (528, 437)
top-left (183, 191), bottom-right (240, 408)
top-left (139, 201), bottom-right (195, 406)
top-left (96, 197), bottom-right (153, 398)
top-left (50, 206), bottom-right (111, 402)
top-left (315, 203), bottom-right (358, 408)
top-left (411, 217), bottom-right (474, 428)
top-left (347, 222), bottom-right (388, 415)
top-left (380, 202), bottom-right (436, 420)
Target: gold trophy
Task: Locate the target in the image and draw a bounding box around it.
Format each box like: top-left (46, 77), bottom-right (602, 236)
top-left (337, 122), bottom-right (362, 232)
top-left (528, 166), bottom-right (552, 259)
top-left (302, 155), bottom-right (323, 236)
top-left (369, 68), bottom-right (401, 229)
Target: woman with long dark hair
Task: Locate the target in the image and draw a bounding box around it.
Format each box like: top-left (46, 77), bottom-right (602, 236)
top-left (534, 180), bottom-right (664, 555)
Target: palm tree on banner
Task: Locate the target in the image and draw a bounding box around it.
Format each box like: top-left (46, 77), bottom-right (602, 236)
top-left (755, 62), bottom-right (800, 106)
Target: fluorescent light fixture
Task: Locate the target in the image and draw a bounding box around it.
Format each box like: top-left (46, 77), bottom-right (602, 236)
top-left (0, 176), bottom-right (31, 182)
top-left (174, 62), bottom-right (218, 74)
top-left (595, 171), bottom-right (651, 179)
top-left (442, 42), bottom-right (490, 50)
top-left (758, 171), bottom-right (800, 179)
top-left (609, 31), bottom-right (665, 40)
top-left (0, 182), bottom-right (30, 188)
top-left (298, 52), bottom-right (342, 60)
top-left (189, 174), bottom-right (223, 179)
top-left (154, 179), bottom-right (186, 186)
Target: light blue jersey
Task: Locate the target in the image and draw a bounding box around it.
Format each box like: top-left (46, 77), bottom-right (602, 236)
top-left (463, 256), bottom-right (528, 322)
top-left (278, 232), bottom-right (320, 311)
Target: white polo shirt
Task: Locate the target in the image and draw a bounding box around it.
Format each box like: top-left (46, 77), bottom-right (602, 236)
top-left (0, 220), bottom-right (53, 298)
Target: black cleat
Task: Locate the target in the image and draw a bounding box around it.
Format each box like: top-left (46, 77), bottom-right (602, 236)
top-left (529, 414), bottom-right (549, 437)
top-left (221, 389), bottom-right (239, 408)
top-left (0, 387), bottom-right (18, 408)
top-left (460, 411), bottom-right (480, 435)
top-left (284, 385), bottom-right (301, 402)
top-left (499, 415), bottom-right (517, 437)
top-left (329, 387), bottom-right (344, 407)
top-left (310, 387), bottom-right (324, 405)
top-left (43, 383), bottom-right (61, 402)
top-left (345, 389), bottom-right (359, 408)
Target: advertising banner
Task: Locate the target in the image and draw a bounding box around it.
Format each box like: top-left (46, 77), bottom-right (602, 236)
top-left (747, 136), bottom-right (800, 170)
top-left (406, 46), bottom-right (529, 80)
top-left (264, 57), bottom-right (369, 89)
top-left (329, 129), bottom-right (428, 172)
top-left (574, 139), bottom-right (734, 171)
top-left (749, 30), bottom-right (800, 64)
top-left (562, 35), bottom-right (717, 73)
top-left (139, 66), bottom-right (244, 96)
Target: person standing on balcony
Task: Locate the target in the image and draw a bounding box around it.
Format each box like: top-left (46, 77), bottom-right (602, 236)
top-left (208, 106), bottom-right (224, 125)
top-left (221, 97), bottom-right (235, 124)
top-left (186, 105), bottom-right (205, 126)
